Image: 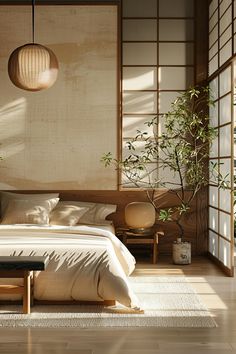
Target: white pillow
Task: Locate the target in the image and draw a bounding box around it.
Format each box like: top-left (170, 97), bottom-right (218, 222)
top-left (52, 201), bottom-right (117, 225)
top-left (49, 203), bottom-right (89, 226)
top-left (1, 198), bottom-right (59, 225)
top-left (0, 191), bottom-right (59, 215)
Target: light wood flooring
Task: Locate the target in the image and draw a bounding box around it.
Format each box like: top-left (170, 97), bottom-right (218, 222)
top-left (0, 256), bottom-right (236, 354)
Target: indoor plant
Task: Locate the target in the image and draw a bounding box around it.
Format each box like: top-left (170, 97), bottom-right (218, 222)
top-left (102, 86), bottom-right (229, 264)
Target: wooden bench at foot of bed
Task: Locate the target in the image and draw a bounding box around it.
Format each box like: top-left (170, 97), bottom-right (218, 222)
top-left (0, 256), bottom-right (116, 313)
top-left (0, 256), bottom-right (49, 314)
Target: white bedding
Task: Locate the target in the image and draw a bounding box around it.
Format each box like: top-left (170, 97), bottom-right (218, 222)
top-left (0, 224), bottom-right (139, 309)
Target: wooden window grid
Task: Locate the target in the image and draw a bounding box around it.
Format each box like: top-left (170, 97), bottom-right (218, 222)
top-left (121, 0), bottom-right (196, 189)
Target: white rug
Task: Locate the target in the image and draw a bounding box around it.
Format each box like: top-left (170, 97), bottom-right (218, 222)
top-left (0, 277), bottom-right (217, 328)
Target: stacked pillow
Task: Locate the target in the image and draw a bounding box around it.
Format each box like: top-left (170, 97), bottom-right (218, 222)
top-left (49, 201), bottom-right (117, 226)
top-left (0, 191), bottom-right (117, 226)
top-left (48, 202), bottom-right (89, 226)
top-left (0, 192), bottom-right (60, 225)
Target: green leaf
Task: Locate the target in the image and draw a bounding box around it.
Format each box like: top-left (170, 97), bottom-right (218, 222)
top-left (159, 208), bottom-right (173, 222)
top-left (178, 203), bottom-right (190, 215)
top-left (100, 152), bottom-right (113, 167)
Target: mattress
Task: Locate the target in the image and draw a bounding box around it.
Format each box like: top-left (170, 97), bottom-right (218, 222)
top-left (77, 223), bottom-right (115, 234)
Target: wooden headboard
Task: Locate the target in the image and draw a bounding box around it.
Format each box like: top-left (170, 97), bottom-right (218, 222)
top-left (10, 190), bottom-right (149, 228)
top-left (7, 189), bottom-right (208, 256)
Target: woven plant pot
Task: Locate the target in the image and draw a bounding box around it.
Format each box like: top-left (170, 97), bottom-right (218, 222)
top-left (172, 239), bottom-right (191, 265)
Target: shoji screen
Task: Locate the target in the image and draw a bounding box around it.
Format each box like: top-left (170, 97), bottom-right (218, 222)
top-left (209, 0), bottom-right (234, 75)
top-left (122, 0), bottom-right (158, 187)
top-left (122, 0), bottom-right (195, 187)
top-left (208, 0), bottom-right (234, 275)
top-left (209, 66), bottom-right (234, 275)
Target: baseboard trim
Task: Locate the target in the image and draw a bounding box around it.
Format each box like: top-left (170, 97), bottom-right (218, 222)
top-left (207, 252), bottom-right (234, 277)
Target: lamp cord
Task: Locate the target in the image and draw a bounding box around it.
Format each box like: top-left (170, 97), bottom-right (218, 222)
top-left (32, 0), bottom-right (35, 43)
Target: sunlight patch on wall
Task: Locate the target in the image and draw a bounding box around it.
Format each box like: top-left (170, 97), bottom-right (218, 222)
top-left (0, 98), bottom-right (26, 141)
top-left (0, 98), bottom-right (26, 160)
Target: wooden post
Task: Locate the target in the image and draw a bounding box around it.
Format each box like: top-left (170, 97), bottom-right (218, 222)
top-left (23, 270), bottom-right (31, 314)
top-left (153, 232), bottom-right (159, 264)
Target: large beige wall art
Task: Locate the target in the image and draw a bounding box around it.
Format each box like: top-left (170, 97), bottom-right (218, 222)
top-left (0, 5), bottom-right (118, 190)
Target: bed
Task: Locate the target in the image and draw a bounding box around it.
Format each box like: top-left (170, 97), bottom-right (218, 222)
top-left (0, 224), bottom-right (139, 309)
top-left (0, 192), bottom-right (140, 310)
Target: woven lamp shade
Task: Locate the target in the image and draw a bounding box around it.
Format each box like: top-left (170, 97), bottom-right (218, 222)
top-left (8, 43), bottom-right (59, 91)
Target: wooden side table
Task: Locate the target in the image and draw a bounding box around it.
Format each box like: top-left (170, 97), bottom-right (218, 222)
top-left (116, 227), bottom-right (164, 264)
top-left (0, 256), bottom-right (49, 314)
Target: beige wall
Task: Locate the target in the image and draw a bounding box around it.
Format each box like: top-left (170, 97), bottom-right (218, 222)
top-left (0, 5), bottom-right (118, 190)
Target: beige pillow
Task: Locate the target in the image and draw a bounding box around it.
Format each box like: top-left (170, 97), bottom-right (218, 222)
top-left (49, 203), bottom-right (89, 226)
top-left (1, 198), bottom-right (59, 225)
top-left (0, 191), bottom-right (59, 216)
top-left (78, 202), bottom-right (116, 225)
top-left (52, 201), bottom-right (117, 225)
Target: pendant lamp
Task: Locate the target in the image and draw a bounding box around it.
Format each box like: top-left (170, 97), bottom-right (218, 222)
top-left (8, 0), bottom-right (59, 91)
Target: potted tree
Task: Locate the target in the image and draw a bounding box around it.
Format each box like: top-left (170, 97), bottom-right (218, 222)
top-left (102, 87), bottom-right (229, 264)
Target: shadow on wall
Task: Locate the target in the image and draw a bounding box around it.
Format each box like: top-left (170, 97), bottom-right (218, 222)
top-left (0, 98), bottom-right (26, 159)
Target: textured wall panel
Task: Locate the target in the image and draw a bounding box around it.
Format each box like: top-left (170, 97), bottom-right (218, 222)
top-left (0, 5), bottom-right (118, 190)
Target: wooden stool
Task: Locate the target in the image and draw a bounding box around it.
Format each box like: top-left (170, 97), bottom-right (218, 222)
top-left (0, 256), bottom-right (49, 314)
top-left (116, 226), bottom-right (164, 264)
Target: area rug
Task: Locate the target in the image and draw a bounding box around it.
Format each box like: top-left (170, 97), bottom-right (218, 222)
top-left (0, 276), bottom-right (217, 328)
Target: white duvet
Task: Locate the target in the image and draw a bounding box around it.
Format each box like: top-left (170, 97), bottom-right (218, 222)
top-left (0, 225), bottom-right (139, 309)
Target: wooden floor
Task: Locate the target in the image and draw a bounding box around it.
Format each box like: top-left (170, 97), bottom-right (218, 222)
top-left (0, 256), bottom-right (236, 354)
